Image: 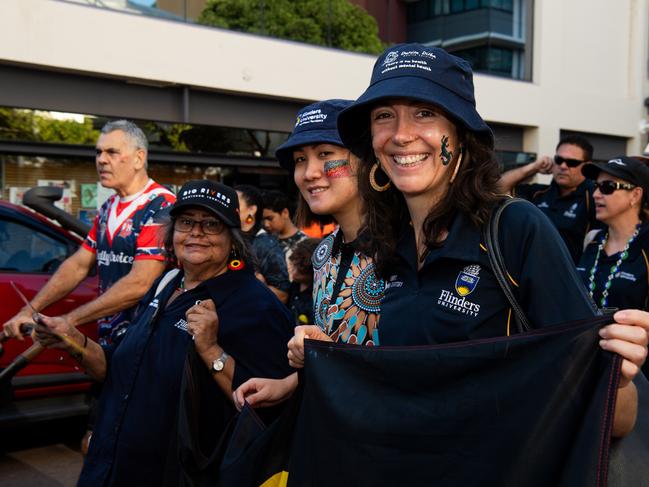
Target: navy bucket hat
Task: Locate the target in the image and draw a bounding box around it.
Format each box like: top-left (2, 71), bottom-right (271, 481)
top-left (275, 99), bottom-right (353, 171)
top-left (338, 43), bottom-right (493, 157)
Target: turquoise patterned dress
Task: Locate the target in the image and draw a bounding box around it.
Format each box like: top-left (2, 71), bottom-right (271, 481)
top-left (311, 229), bottom-right (384, 345)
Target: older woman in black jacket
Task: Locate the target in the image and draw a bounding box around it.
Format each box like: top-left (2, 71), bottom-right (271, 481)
top-left (33, 180), bottom-right (294, 486)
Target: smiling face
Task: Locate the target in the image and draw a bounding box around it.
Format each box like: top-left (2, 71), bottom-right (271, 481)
top-left (370, 100), bottom-right (460, 202)
top-left (95, 130), bottom-right (146, 196)
top-left (173, 207), bottom-right (231, 275)
top-left (593, 174), bottom-right (643, 225)
top-left (292, 143), bottom-right (360, 220)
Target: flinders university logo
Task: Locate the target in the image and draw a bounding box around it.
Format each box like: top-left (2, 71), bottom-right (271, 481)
top-left (455, 265), bottom-right (480, 296)
top-left (438, 265), bottom-right (481, 317)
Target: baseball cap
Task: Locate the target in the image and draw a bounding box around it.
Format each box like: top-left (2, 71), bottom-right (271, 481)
top-left (582, 156), bottom-right (649, 192)
top-left (170, 180), bottom-right (240, 228)
top-left (275, 99), bottom-right (354, 171)
top-left (337, 43), bottom-right (493, 157)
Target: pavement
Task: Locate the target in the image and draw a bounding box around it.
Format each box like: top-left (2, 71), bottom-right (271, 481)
top-left (0, 417), bottom-right (85, 486)
top-left (0, 443), bottom-right (83, 487)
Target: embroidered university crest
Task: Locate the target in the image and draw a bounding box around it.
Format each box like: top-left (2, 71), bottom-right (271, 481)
top-left (455, 265), bottom-right (480, 296)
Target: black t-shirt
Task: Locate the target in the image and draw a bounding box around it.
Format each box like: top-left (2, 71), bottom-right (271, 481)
top-left (515, 180), bottom-right (600, 264)
top-left (287, 281), bottom-right (314, 326)
top-left (577, 222), bottom-right (649, 311)
top-left (379, 203), bottom-right (598, 346)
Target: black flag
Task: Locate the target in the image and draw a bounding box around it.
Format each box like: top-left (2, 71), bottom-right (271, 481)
top-left (221, 315), bottom-right (648, 486)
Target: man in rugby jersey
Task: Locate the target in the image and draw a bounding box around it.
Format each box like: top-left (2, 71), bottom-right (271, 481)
top-left (3, 120), bottom-right (176, 345)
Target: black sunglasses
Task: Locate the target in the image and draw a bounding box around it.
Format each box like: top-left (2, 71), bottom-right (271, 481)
top-left (594, 180), bottom-right (636, 195)
top-left (553, 155), bottom-right (585, 168)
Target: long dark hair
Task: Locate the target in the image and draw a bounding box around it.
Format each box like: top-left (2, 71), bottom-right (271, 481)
top-left (359, 129), bottom-right (504, 278)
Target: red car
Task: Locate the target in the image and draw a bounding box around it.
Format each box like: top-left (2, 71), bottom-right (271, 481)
top-left (0, 189), bottom-right (99, 428)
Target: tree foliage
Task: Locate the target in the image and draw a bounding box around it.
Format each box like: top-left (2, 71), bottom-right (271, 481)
top-left (0, 108), bottom-right (99, 145)
top-left (199, 0), bottom-right (384, 54)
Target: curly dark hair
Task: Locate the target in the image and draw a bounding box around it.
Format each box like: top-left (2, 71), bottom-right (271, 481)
top-left (358, 128), bottom-right (504, 279)
top-left (161, 215), bottom-right (255, 269)
top-left (288, 237), bottom-right (320, 284)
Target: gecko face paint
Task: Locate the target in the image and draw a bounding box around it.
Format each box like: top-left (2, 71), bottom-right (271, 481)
top-left (324, 159), bottom-right (353, 178)
top-left (440, 135), bottom-right (453, 166)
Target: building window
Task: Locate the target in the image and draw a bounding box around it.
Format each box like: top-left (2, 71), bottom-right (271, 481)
top-left (453, 46), bottom-right (516, 78)
top-left (408, 0), bottom-right (514, 20)
top-left (406, 0), bottom-right (532, 81)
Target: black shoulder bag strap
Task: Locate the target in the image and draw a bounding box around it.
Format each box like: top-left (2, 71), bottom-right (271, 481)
top-left (483, 197), bottom-right (533, 333)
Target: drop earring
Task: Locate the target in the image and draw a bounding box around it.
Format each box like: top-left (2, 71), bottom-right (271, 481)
top-left (227, 248), bottom-right (245, 271)
top-left (369, 161), bottom-right (391, 192)
top-left (449, 149), bottom-right (464, 184)
top-left (245, 214), bottom-right (254, 225)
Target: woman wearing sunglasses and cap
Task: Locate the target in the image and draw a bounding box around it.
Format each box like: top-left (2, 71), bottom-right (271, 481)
top-left (578, 156), bottom-right (649, 376)
top-left (332, 44), bottom-right (648, 440)
top-left (234, 99), bottom-right (385, 409)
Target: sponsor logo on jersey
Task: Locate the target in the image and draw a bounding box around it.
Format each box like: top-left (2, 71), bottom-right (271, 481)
top-left (97, 250), bottom-right (135, 266)
top-left (118, 218), bottom-right (133, 238)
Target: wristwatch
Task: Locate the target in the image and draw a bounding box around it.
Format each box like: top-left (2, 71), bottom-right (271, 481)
top-left (211, 351), bottom-right (229, 374)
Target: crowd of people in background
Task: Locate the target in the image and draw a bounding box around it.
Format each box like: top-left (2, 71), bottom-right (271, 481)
top-left (2, 42), bottom-right (649, 486)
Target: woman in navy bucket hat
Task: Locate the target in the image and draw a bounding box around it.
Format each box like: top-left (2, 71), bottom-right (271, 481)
top-left (233, 99), bottom-right (385, 409)
top-left (336, 44), bottom-right (648, 439)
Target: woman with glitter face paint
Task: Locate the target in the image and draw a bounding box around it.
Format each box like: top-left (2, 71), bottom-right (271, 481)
top-left (234, 99), bottom-right (385, 409)
top-left (332, 43), bottom-right (648, 439)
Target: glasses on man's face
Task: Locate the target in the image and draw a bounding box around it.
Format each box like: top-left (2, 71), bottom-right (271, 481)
top-left (594, 180), bottom-right (636, 195)
top-left (553, 155), bottom-right (585, 168)
top-left (174, 217), bottom-right (225, 235)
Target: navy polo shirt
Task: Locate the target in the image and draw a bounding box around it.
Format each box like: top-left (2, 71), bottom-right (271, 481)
top-left (515, 180), bottom-right (600, 264)
top-left (379, 204), bottom-right (598, 346)
top-left (79, 268), bottom-right (294, 487)
top-left (577, 222), bottom-right (649, 311)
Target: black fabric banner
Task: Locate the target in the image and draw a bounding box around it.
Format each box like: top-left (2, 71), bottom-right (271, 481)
top-left (220, 315), bottom-right (649, 487)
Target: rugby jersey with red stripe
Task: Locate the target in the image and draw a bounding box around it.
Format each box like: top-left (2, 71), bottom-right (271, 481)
top-left (82, 179), bottom-right (176, 344)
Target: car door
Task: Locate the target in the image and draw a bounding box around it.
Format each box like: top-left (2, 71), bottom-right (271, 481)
top-left (0, 207), bottom-right (98, 400)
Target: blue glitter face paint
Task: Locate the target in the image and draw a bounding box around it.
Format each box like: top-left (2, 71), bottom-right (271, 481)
top-left (440, 135), bottom-right (453, 166)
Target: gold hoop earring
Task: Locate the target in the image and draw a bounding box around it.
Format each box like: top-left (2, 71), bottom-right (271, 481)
top-left (449, 151), bottom-right (464, 184)
top-left (369, 162), bottom-right (391, 192)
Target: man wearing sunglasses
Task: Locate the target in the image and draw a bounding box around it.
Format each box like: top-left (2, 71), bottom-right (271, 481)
top-left (498, 135), bottom-right (600, 264)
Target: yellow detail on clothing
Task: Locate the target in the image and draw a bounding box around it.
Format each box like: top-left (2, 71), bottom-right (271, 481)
top-left (642, 250), bottom-right (649, 289)
top-left (506, 307), bottom-right (512, 337)
top-left (507, 272), bottom-right (518, 287)
top-left (260, 471), bottom-right (289, 486)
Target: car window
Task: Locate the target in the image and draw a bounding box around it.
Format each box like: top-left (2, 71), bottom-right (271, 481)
top-left (0, 219), bottom-right (69, 273)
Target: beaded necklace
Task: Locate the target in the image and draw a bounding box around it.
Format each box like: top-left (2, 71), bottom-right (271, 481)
top-left (588, 225), bottom-right (640, 307)
top-left (177, 277), bottom-right (187, 293)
